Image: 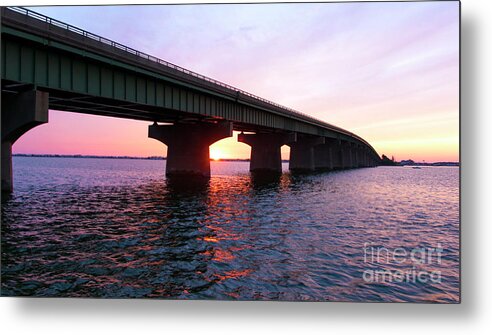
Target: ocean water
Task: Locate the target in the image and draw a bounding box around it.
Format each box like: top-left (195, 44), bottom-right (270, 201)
top-left (1, 157), bottom-right (459, 302)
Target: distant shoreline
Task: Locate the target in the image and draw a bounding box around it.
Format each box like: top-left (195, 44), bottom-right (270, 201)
top-left (12, 154), bottom-right (458, 166)
top-left (13, 153), bottom-right (166, 160)
top-left (398, 160), bottom-right (459, 167)
top-left (12, 153), bottom-right (255, 162)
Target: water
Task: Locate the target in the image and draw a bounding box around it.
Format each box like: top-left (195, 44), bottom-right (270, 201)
top-left (1, 157), bottom-right (459, 302)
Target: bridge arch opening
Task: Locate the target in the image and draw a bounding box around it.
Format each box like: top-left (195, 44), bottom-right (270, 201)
top-left (280, 145), bottom-right (291, 172)
top-left (209, 131), bottom-right (250, 162)
top-left (13, 110), bottom-right (165, 157)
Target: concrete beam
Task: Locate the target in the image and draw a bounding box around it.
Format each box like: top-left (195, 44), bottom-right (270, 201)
top-left (238, 132), bottom-right (295, 174)
top-left (1, 90), bottom-right (49, 192)
top-left (149, 121), bottom-right (232, 177)
top-left (289, 135), bottom-right (325, 172)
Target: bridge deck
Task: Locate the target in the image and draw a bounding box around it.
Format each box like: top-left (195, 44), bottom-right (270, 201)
top-left (1, 6), bottom-right (379, 158)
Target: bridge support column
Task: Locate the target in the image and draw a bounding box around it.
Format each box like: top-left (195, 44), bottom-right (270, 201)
top-left (149, 121), bottom-right (232, 177)
top-left (289, 136), bottom-right (325, 173)
top-left (360, 150), bottom-right (364, 167)
top-left (363, 148), bottom-right (369, 167)
top-left (360, 149), bottom-right (367, 167)
top-left (2, 90), bottom-right (49, 192)
top-left (314, 138), bottom-right (338, 171)
top-left (355, 146), bottom-right (361, 167)
top-left (351, 144), bottom-right (358, 168)
top-left (354, 144), bottom-right (361, 168)
top-left (341, 141), bottom-right (353, 169)
top-left (368, 154), bottom-right (373, 167)
top-left (238, 132), bottom-right (295, 174)
top-left (331, 140), bottom-right (344, 170)
top-left (363, 149), bottom-right (370, 167)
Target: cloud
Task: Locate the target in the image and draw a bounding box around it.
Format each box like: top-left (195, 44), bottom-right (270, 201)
top-left (22, 2), bottom-right (459, 161)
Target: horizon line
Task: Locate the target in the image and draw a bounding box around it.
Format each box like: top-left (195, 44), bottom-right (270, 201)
top-left (12, 153), bottom-right (459, 164)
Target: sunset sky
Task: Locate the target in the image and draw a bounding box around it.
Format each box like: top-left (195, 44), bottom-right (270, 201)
top-left (14, 1), bottom-right (459, 162)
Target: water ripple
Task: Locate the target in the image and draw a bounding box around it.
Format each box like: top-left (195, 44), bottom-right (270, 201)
top-left (1, 158), bottom-right (459, 302)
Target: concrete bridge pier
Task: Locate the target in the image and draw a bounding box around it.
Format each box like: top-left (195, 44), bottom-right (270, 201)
top-left (149, 121), bottom-right (232, 177)
top-left (355, 146), bottom-right (361, 167)
top-left (238, 132), bottom-right (295, 174)
top-left (341, 141), bottom-right (354, 169)
top-left (351, 143), bottom-right (358, 168)
top-left (359, 147), bottom-right (365, 167)
top-left (2, 90), bottom-right (49, 192)
top-left (314, 138), bottom-right (338, 171)
top-left (359, 147), bottom-right (367, 167)
top-left (360, 149), bottom-right (367, 167)
top-left (355, 144), bottom-right (363, 168)
top-left (289, 136), bottom-right (325, 173)
top-left (364, 150), bottom-right (371, 167)
top-left (331, 140), bottom-right (344, 170)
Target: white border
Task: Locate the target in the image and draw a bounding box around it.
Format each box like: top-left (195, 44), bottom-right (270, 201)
top-left (2, 1), bottom-right (491, 334)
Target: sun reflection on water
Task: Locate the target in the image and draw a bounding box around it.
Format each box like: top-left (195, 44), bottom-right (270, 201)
top-left (1, 158), bottom-right (459, 302)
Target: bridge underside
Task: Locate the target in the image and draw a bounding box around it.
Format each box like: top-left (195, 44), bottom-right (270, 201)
top-left (1, 87), bottom-right (380, 193)
top-left (1, 7), bottom-right (381, 192)
top-left (1, 14), bottom-right (379, 145)
top-left (2, 80), bottom-right (272, 133)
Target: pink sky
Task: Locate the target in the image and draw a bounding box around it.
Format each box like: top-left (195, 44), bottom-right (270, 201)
top-left (15, 2), bottom-right (460, 162)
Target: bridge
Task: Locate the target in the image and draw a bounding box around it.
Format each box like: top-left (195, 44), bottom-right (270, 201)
top-left (1, 7), bottom-right (381, 192)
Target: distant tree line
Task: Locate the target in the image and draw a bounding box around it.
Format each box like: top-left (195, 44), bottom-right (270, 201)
top-left (380, 154), bottom-right (398, 166)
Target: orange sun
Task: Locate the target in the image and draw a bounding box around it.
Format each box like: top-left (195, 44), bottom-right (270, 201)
top-left (210, 148), bottom-right (224, 161)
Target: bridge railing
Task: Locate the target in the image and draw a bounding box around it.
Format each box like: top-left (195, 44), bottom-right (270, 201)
top-left (6, 6), bottom-right (376, 150)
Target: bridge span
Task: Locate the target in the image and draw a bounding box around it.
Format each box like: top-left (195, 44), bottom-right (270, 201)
top-left (1, 7), bottom-right (381, 192)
